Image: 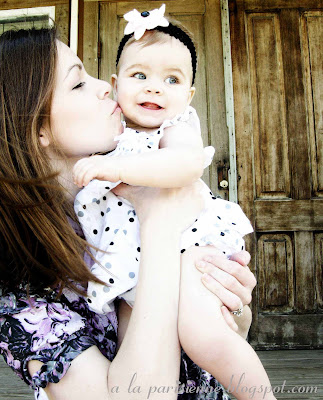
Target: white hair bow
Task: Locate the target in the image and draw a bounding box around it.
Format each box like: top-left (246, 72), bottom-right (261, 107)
top-left (124, 4), bottom-right (169, 40)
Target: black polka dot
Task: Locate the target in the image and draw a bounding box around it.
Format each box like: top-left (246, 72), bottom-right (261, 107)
top-left (105, 186), bottom-right (110, 190)
top-left (82, 205), bottom-right (86, 209)
top-left (192, 228), bottom-right (197, 232)
top-left (93, 229), bottom-right (98, 235)
top-left (136, 257), bottom-right (138, 261)
top-left (157, 130), bottom-right (161, 134)
top-left (147, 145), bottom-right (151, 149)
top-left (101, 212), bottom-right (104, 216)
top-left (105, 227), bottom-right (110, 232)
top-left (88, 299), bottom-right (92, 303)
top-left (212, 196), bottom-right (216, 199)
top-left (223, 251), bottom-right (226, 254)
top-left (195, 243), bottom-right (199, 246)
top-left (110, 242), bottom-right (114, 245)
top-left (232, 222), bottom-right (236, 225)
top-left (241, 245), bottom-right (244, 250)
top-left (103, 196), bottom-right (106, 201)
top-left (109, 278), bottom-right (114, 284)
top-left (217, 216), bottom-right (221, 220)
top-left (137, 247), bottom-right (141, 252)
top-left (221, 232), bottom-right (225, 236)
top-left (129, 218), bottom-right (134, 222)
top-left (118, 201), bottom-right (122, 206)
top-left (181, 249), bottom-right (186, 253)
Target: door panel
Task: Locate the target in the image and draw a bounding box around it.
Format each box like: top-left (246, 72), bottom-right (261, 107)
top-left (301, 12), bottom-right (323, 196)
top-left (230, 0), bottom-right (323, 348)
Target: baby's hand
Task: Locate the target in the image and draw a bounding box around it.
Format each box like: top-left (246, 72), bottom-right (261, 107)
top-left (73, 155), bottom-right (120, 188)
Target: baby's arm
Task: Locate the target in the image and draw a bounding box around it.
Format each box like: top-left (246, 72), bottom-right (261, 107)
top-left (178, 247), bottom-right (276, 400)
top-left (73, 120), bottom-right (205, 188)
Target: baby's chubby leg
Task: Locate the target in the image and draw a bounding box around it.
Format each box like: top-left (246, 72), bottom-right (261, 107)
top-left (178, 246), bottom-right (276, 400)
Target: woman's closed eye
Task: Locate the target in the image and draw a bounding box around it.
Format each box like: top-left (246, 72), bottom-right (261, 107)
top-left (165, 76), bottom-right (179, 84)
top-left (133, 72), bottom-right (146, 80)
top-left (72, 82), bottom-right (86, 90)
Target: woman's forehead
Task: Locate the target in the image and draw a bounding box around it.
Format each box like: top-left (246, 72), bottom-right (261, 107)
top-left (56, 40), bottom-right (81, 78)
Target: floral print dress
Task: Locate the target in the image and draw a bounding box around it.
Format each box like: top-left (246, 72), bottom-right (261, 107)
top-left (0, 224), bottom-right (230, 400)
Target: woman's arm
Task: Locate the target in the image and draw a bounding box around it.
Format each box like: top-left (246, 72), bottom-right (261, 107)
top-left (73, 122), bottom-right (205, 189)
top-left (29, 183), bottom-right (204, 400)
top-left (195, 249), bottom-right (256, 338)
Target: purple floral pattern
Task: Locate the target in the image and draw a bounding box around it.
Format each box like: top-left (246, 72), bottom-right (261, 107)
top-left (0, 220), bottom-right (230, 400)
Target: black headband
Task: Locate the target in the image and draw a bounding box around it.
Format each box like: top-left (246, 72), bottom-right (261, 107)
top-left (116, 22), bottom-right (197, 84)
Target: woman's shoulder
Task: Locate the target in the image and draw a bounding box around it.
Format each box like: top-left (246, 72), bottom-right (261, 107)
top-left (0, 285), bottom-right (56, 316)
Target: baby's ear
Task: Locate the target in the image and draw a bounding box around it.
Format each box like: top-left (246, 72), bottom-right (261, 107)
top-left (187, 87), bottom-right (196, 105)
top-left (111, 74), bottom-right (118, 100)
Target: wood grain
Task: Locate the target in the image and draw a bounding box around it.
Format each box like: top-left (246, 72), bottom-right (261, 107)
top-left (281, 9), bottom-right (310, 200)
top-left (252, 314), bottom-right (323, 349)
top-left (255, 200), bottom-right (323, 231)
top-left (55, 2), bottom-right (70, 45)
top-left (246, 13), bottom-right (290, 198)
top-left (1, 350), bottom-right (322, 399)
top-left (0, 0), bottom-right (67, 10)
top-left (116, 0), bottom-right (205, 15)
top-left (258, 234), bottom-right (294, 311)
top-left (82, 1), bottom-right (99, 78)
top-left (235, 0), bottom-right (323, 10)
top-left (301, 11), bottom-right (323, 196)
top-left (205, 0), bottom-right (229, 198)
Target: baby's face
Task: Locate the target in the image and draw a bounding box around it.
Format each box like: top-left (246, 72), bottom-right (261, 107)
top-left (112, 36), bottom-right (195, 129)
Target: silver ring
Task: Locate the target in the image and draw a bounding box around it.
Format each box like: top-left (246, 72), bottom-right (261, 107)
top-left (231, 306), bottom-right (243, 317)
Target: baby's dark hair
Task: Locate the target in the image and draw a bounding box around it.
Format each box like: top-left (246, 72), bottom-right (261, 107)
top-left (116, 19), bottom-right (197, 85)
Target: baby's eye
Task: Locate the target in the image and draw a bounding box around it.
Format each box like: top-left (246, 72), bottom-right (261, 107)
top-left (133, 72), bottom-right (146, 80)
top-left (72, 82), bottom-right (85, 90)
top-left (165, 76), bottom-right (178, 84)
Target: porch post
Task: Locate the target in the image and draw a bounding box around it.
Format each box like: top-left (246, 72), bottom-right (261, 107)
top-left (70, 0), bottom-right (79, 53)
top-left (221, 0), bottom-right (238, 203)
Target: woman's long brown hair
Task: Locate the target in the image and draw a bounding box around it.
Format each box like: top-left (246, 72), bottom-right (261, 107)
top-left (0, 28), bottom-right (102, 295)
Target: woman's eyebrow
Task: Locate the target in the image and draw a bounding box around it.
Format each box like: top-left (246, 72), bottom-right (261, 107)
top-left (64, 63), bottom-right (83, 80)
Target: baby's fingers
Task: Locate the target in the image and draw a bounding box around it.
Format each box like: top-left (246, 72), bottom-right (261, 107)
top-left (73, 160), bottom-right (97, 187)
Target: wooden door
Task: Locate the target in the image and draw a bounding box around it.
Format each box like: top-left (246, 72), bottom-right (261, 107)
top-left (230, 0), bottom-right (323, 348)
top-left (81, 0), bottom-right (229, 196)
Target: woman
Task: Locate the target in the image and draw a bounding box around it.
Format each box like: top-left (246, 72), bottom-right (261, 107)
top-left (0, 27), bottom-right (256, 400)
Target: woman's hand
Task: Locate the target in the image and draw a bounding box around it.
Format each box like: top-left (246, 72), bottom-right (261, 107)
top-left (112, 182), bottom-right (204, 233)
top-left (194, 248), bottom-right (256, 333)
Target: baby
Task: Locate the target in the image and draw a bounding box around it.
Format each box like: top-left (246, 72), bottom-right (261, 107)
top-left (73, 5), bottom-right (276, 400)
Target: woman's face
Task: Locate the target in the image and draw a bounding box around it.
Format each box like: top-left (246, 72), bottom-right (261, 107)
top-left (48, 41), bottom-right (122, 158)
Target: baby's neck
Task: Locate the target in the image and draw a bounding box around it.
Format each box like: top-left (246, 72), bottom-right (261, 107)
top-left (125, 120), bottom-right (159, 134)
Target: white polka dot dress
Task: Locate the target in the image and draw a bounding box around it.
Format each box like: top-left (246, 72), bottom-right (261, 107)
top-left (74, 107), bottom-right (253, 313)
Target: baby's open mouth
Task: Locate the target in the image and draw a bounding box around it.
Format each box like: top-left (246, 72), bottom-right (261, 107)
top-left (140, 102), bottom-right (163, 110)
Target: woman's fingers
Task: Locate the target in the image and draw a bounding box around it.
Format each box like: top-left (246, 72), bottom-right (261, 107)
top-left (196, 259), bottom-right (251, 306)
top-left (221, 306), bottom-right (238, 332)
top-left (202, 252), bottom-right (256, 292)
top-left (200, 272), bottom-right (244, 311)
top-left (230, 250), bottom-right (251, 267)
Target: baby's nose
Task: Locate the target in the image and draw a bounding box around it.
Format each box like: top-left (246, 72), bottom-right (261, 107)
top-left (144, 82), bottom-right (163, 95)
